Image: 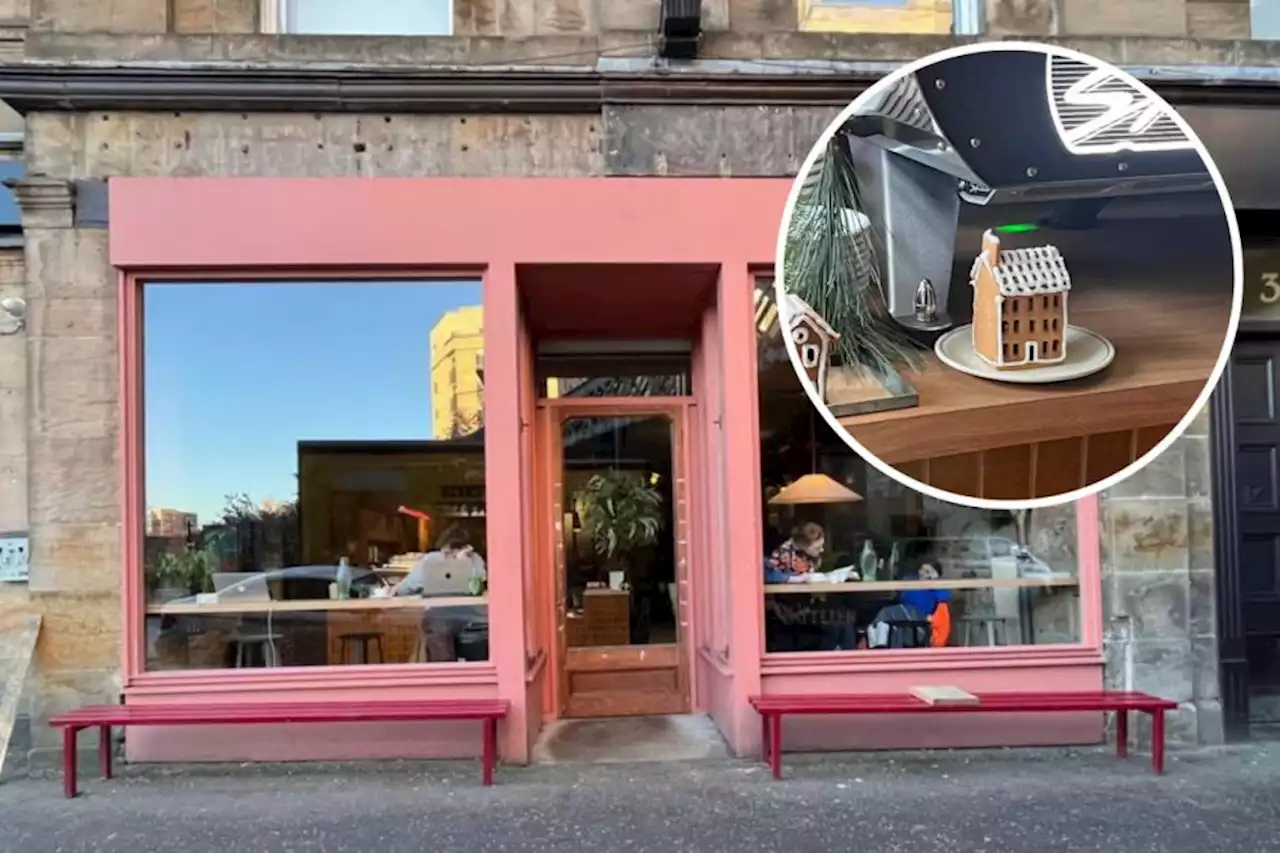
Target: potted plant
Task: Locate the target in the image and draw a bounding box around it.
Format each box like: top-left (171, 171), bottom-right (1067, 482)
top-left (144, 548), bottom-right (212, 603)
top-left (573, 470), bottom-right (664, 581)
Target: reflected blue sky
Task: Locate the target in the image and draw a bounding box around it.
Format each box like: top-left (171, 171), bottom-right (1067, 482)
top-left (144, 281), bottom-right (482, 522)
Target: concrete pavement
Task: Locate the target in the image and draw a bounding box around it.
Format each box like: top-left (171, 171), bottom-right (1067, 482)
top-left (2, 743), bottom-right (1278, 853)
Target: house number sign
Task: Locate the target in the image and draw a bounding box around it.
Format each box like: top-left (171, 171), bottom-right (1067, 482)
top-left (1242, 247), bottom-right (1280, 321)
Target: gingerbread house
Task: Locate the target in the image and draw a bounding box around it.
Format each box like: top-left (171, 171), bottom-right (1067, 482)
top-left (969, 229), bottom-right (1071, 370)
top-left (785, 293), bottom-right (840, 401)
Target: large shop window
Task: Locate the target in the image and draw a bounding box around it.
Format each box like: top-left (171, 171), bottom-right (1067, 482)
top-left (141, 280), bottom-right (489, 670)
top-left (754, 279), bottom-right (1081, 654)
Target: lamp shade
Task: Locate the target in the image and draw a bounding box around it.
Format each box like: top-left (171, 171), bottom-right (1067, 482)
top-left (768, 473), bottom-right (863, 505)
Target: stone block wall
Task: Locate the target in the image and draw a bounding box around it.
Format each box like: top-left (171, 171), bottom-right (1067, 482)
top-left (10, 104), bottom-right (1232, 768)
top-left (9, 0), bottom-right (1265, 41)
top-left (1098, 405), bottom-right (1219, 745)
top-left (0, 178), bottom-right (120, 774)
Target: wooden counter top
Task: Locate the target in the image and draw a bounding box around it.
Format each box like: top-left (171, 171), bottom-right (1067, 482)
top-left (765, 577), bottom-right (1078, 594)
top-left (148, 596), bottom-right (487, 616)
top-left (834, 289), bottom-right (1228, 464)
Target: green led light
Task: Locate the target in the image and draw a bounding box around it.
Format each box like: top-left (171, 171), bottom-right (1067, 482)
top-left (994, 222), bottom-right (1040, 234)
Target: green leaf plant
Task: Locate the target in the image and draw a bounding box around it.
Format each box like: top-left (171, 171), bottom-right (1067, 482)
top-left (573, 470), bottom-right (664, 572)
top-left (144, 547), bottom-right (213, 598)
top-left (784, 134), bottom-right (924, 378)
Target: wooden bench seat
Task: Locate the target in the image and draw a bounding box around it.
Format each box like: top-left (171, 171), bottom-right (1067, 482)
top-left (49, 699), bottom-right (510, 798)
top-left (748, 691), bottom-right (1177, 779)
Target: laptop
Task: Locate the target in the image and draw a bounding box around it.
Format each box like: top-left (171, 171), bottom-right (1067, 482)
top-left (212, 572), bottom-right (272, 603)
top-left (417, 554), bottom-right (477, 596)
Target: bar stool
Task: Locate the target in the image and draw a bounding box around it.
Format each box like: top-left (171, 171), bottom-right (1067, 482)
top-left (339, 631), bottom-right (385, 665)
top-left (231, 632), bottom-right (282, 667)
top-left (958, 616), bottom-right (1011, 647)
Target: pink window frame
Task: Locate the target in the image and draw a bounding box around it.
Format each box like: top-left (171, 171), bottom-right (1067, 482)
top-left (119, 269), bottom-right (504, 690)
top-left (746, 271), bottom-right (1104, 674)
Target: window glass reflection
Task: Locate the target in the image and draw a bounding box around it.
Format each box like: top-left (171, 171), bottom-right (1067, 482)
top-left (754, 278), bottom-right (1080, 653)
top-left (142, 280), bottom-right (489, 669)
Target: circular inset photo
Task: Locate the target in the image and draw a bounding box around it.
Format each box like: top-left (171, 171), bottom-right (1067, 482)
top-left (776, 41), bottom-right (1241, 508)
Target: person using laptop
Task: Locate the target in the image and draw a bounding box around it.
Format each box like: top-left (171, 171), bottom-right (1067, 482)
top-left (392, 526), bottom-right (486, 598)
top-left (392, 526), bottom-right (487, 662)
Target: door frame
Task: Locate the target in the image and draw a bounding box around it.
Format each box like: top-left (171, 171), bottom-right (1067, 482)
top-left (532, 396), bottom-right (695, 720)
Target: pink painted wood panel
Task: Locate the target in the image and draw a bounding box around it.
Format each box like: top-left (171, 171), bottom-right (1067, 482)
top-left (109, 178), bottom-right (789, 269)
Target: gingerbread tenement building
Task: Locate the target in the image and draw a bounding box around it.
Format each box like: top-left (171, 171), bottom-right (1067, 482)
top-left (785, 294), bottom-right (840, 402)
top-left (969, 230), bottom-right (1072, 370)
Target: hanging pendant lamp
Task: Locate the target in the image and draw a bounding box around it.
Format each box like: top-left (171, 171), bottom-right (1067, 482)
top-left (768, 408), bottom-right (863, 505)
top-left (770, 472), bottom-right (862, 505)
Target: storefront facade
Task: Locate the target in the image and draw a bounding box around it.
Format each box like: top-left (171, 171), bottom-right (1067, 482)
top-left (0, 4), bottom-right (1271, 771)
top-left (91, 176), bottom-right (1104, 764)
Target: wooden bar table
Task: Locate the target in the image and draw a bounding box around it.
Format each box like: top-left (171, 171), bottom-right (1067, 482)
top-left (148, 596), bottom-right (486, 615)
top-left (147, 597), bottom-right (488, 666)
top-left (765, 578), bottom-right (1078, 645)
top-left (763, 577), bottom-right (1077, 594)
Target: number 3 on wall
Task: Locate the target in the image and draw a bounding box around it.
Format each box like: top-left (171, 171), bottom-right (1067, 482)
top-left (1262, 272), bottom-right (1280, 305)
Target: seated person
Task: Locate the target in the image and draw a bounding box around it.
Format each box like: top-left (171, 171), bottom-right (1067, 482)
top-left (764, 523), bottom-right (856, 651)
top-left (393, 526), bottom-right (487, 597)
top-left (764, 521), bottom-right (824, 583)
top-left (866, 562), bottom-right (952, 649)
top-left (899, 562), bottom-right (951, 621)
top-left (393, 526), bottom-right (488, 662)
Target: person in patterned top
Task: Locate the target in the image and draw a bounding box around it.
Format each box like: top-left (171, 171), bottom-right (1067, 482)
top-left (764, 523), bottom-right (857, 650)
top-left (764, 522), bottom-right (825, 584)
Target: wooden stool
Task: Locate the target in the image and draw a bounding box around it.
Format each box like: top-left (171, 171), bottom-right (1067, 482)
top-left (339, 632), bottom-right (385, 665)
top-left (231, 633), bottom-right (282, 667)
top-left (959, 616), bottom-right (1010, 647)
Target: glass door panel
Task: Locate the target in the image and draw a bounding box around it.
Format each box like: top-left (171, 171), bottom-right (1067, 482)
top-left (556, 414), bottom-right (687, 717)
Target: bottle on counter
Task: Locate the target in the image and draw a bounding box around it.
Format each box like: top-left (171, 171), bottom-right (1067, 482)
top-left (336, 557), bottom-right (353, 600)
top-left (859, 540), bottom-right (878, 583)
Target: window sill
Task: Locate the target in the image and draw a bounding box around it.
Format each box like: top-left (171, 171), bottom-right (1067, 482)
top-left (760, 643), bottom-right (1103, 676)
top-left (126, 661), bottom-right (498, 696)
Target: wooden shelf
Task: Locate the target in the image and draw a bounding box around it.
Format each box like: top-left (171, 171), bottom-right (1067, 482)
top-left (835, 289), bottom-right (1226, 465)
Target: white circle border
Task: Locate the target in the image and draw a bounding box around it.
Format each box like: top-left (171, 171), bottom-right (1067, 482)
top-left (772, 40), bottom-right (1244, 511)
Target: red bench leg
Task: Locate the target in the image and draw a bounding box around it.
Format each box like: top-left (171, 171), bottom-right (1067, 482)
top-left (769, 713), bottom-right (783, 781)
top-left (1151, 709), bottom-right (1166, 774)
top-left (62, 727), bottom-right (79, 799)
top-left (1115, 710), bottom-right (1128, 759)
top-left (481, 716), bottom-right (497, 786)
top-left (761, 714), bottom-right (771, 766)
top-left (99, 725), bottom-right (113, 779)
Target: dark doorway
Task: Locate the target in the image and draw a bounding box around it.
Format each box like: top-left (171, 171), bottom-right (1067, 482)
top-left (1219, 335), bottom-right (1280, 734)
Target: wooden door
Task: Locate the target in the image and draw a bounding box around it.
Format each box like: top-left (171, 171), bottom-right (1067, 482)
top-left (538, 400), bottom-right (691, 718)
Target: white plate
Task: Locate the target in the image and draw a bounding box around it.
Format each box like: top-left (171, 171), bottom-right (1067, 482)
top-left (934, 324), bottom-right (1115, 385)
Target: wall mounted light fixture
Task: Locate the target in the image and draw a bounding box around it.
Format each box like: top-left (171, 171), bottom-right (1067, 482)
top-left (0, 297), bottom-right (24, 335)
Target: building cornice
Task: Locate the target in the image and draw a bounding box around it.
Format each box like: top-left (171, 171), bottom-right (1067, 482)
top-left (0, 56), bottom-right (1276, 114)
top-left (6, 177), bottom-right (73, 228)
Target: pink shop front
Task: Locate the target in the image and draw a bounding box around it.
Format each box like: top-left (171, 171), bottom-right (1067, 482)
top-left (110, 176), bottom-right (1104, 765)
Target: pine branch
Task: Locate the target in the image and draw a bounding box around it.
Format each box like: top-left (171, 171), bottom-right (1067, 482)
top-left (784, 137), bottom-right (924, 378)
